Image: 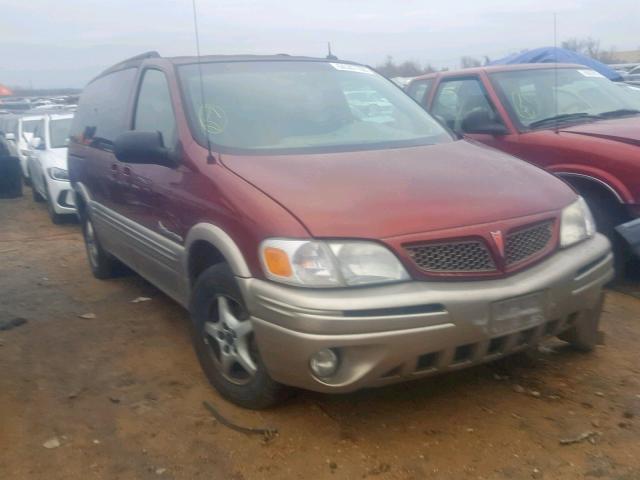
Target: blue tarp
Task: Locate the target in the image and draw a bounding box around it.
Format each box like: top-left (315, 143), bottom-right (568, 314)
top-left (489, 47), bottom-right (623, 81)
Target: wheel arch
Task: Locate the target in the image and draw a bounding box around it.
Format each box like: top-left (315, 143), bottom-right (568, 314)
top-left (184, 223), bottom-right (252, 286)
top-left (557, 172), bottom-right (623, 203)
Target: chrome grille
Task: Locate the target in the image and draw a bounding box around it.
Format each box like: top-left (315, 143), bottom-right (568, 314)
top-left (406, 240), bottom-right (496, 273)
top-left (505, 221), bottom-right (553, 266)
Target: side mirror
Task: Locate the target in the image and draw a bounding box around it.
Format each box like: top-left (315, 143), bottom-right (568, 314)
top-left (29, 137), bottom-right (43, 150)
top-left (5, 133), bottom-right (15, 141)
top-left (461, 110), bottom-right (508, 136)
top-left (114, 131), bottom-right (176, 167)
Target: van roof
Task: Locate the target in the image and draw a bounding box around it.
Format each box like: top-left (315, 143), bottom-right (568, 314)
top-left (94, 51), bottom-right (366, 83)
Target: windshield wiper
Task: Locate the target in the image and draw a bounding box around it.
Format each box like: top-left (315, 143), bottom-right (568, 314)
top-left (528, 113), bottom-right (597, 129)
top-left (596, 109), bottom-right (640, 119)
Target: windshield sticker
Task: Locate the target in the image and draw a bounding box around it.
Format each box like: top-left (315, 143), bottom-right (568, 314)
top-left (577, 69), bottom-right (604, 78)
top-left (330, 63), bottom-right (374, 74)
top-left (198, 104), bottom-right (228, 135)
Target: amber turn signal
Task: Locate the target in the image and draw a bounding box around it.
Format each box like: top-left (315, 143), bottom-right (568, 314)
top-left (263, 247), bottom-right (293, 277)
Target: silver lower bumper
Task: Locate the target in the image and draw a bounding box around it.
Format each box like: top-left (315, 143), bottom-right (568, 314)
top-left (240, 234), bottom-right (613, 393)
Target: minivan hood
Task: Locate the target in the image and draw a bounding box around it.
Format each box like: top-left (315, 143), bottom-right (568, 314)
top-left (222, 141), bottom-right (575, 238)
top-left (559, 116), bottom-right (640, 147)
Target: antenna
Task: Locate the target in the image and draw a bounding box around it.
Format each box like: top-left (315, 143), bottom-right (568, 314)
top-left (191, 0), bottom-right (215, 163)
top-left (553, 12), bottom-right (559, 133)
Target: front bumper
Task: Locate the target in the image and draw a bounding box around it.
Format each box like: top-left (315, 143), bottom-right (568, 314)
top-left (48, 178), bottom-right (76, 215)
top-left (240, 234), bottom-right (613, 393)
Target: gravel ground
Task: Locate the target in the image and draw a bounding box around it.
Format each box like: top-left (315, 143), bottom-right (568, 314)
top-left (1, 191), bottom-right (639, 480)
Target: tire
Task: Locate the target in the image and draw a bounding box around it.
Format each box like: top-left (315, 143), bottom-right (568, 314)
top-left (581, 190), bottom-right (628, 278)
top-left (32, 184), bottom-right (44, 202)
top-left (558, 293), bottom-right (604, 352)
top-left (81, 213), bottom-right (120, 279)
top-left (29, 169), bottom-right (44, 202)
top-left (44, 181), bottom-right (65, 225)
top-left (190, 263), bottom-right (288, 409)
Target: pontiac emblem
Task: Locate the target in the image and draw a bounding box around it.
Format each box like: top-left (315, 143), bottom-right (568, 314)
top-left (490, 230), bottom-right (505, 258)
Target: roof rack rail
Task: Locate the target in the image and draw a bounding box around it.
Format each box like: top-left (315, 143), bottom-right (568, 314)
top-left (112, 51), bottom-right (161, 69)
top-left (92, 51), bottom-right (161, 83)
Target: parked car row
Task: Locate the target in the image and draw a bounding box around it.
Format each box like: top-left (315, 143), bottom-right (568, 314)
top-left (52, 52), bottom-right (613, 409)
top-left (406, 63), bottom-right (640, 271)
top-left (0, 108), bottom-right (76, 222)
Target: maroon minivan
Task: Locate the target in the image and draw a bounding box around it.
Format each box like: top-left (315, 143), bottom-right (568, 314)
top-left (69, 52), bottom-right (612, 408)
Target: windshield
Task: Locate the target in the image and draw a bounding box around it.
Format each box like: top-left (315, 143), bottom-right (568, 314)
top-left (490, 68), bottom-right (640, 129)
top-left (178, 61), bottom-right (451, 154)
top-left (49, 117), bottom-right (73, 148)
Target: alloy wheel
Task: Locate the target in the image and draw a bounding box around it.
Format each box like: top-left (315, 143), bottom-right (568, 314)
top-left (203, 295), bottom-right (257, 385)
top-left (84, 218), bottom-right (100, 268)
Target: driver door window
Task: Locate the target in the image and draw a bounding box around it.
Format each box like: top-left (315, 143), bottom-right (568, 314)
top-left (134, 69), bottom-right (177, 148)
top-left (431, 78), bottom-right (500, 135)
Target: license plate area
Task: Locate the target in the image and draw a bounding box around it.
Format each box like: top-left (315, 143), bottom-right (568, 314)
top-left (490, 292), bottom-right (546, 336)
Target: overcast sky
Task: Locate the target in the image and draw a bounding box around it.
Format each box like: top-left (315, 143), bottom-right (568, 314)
top-left (1, 0), bottom-right (638, 88)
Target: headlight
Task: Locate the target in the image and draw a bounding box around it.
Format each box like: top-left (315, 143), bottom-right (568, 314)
top-left (560, 197), bottom-right (596, 247)
top-left (48, 167), bottom-right (69, 181)
top-left (260, 239), bottom-right (410, 287)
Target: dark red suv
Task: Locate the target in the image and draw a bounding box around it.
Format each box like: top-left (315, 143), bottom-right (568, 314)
top-left (406, 64), bottom-right (640, 268)
top-left (69, 53), bottom-right (612, 408)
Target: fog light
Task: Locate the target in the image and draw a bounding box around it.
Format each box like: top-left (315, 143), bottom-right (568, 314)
top-left (309, 348), bottom-right (339, 379)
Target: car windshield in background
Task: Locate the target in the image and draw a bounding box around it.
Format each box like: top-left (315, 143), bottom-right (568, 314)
top-left (490, 68), bottom-right (640, 129)
top-left (178, 61), bottom-right (451, 153)
top-left (49, 117), bottom-right (73, 148)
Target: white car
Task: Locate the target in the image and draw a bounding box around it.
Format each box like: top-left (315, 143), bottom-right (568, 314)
top-left (16, 114), bottom-right (45, 182)
top-left (27, 112), bottom-right (76, 223)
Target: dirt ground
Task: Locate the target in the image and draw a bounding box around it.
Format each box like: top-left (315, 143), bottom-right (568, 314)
top-left (1, 191), bottom-right (639, 480)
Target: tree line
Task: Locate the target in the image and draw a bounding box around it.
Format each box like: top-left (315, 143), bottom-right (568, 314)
top-left (375, 37), bottom-right (632, 78)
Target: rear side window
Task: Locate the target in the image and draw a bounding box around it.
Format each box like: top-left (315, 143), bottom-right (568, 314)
top-left (70, 68), bottom-right (137, 148)
top-left (134, 69), bottom-right (177, 148)
top-left (406, 79), bottom-right (433, 104)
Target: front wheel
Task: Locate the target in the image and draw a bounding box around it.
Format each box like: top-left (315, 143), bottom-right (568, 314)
top-left (581, 191), bottom-right (628, 278)
top-left (44, 182), bottom-right (65, 225)
top-left (190, 263), bottom-right (288, 409)
top-left (82, 214), bottom-right (120, 279)
top-left (30, 169), bottom-right (44, 202)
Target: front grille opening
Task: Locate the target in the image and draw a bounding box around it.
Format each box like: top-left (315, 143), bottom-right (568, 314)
top-left (406, 239), bottom-right (496, 273)
top-left (453, 344), bottom-right (476, 363)
top-left (505, 220), bottom-right (553, 266)
top-left (516, 327), bottom-right (536, 347)
top-left (488, 336), bottom-right (507, 355)
top-left (545, 319), bottom-right (560, 336)
top-left (416, 352), bottom-right (439, 371)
